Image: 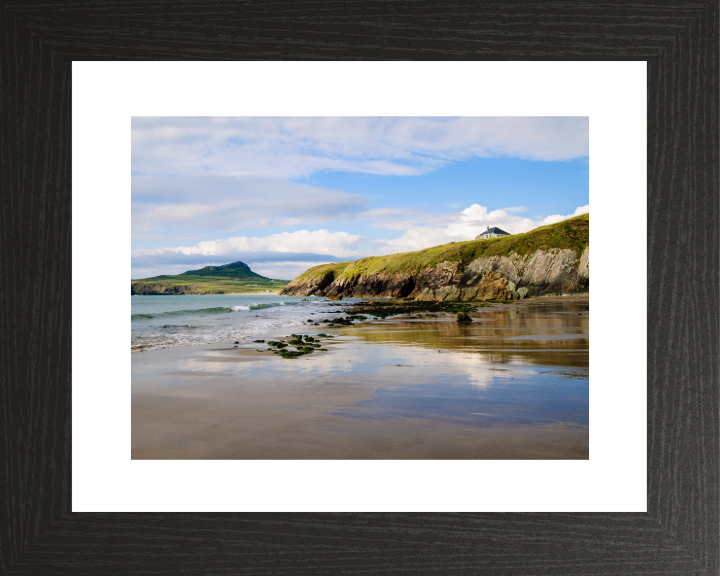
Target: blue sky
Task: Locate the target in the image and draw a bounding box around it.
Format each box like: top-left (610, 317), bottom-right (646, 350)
top-left (132, 117), bottom-right (589, 280)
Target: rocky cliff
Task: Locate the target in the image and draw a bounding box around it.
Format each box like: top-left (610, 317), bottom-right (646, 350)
top-left (280, 214), bottom-right (589, 301)
top-left (131, 283), bottom-right (201, 295)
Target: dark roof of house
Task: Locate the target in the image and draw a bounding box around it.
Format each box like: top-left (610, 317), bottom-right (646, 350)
top-left (481, 227), bottom-right (510, 235)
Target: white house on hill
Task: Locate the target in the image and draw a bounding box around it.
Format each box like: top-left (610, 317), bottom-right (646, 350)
top-left (476, 226), bottom-right (510, 240)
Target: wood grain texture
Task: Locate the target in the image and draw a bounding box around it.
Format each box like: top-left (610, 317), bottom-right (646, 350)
top-left (1, 1), bottom-right (717, 574)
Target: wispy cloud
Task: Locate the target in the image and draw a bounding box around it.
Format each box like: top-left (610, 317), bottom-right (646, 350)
top-left (132, 117), bottom-right (589, 179)
top-left (131, 232), bottom-right (211, 242)
top-left (132, 175), bottom-right (367, 236)
top-left (355, 207), bottom-right (434, 231)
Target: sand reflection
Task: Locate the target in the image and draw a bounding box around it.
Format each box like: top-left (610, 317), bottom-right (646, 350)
top-left (132, 296), bottom-right (589, 459)
top-left (341, 296), bottom-right (589, 370)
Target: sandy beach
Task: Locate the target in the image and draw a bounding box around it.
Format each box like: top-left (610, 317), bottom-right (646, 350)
top-left (132, 296), bottom-right (589, 459)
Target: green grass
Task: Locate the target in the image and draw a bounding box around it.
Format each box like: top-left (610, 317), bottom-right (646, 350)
top-left (131, 261), bottom-right (290, 294)
top-left (292, 261), bottom-right (354, 281)
top-left (130, 276), bottom-right (289, 295)
top-left (293, 214), bottom-right (589, 282)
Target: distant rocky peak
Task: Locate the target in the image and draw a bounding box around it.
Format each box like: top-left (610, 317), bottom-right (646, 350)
top-left (201, 261), bottom-right (250, 271)
top-left (224, 261), bottom-right (250, 269)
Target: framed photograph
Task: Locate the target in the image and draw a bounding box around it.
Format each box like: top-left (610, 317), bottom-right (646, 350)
top-left (127, 115), bottom-right (592, 464)
top-left (3, 3), bottom-right (717, 574)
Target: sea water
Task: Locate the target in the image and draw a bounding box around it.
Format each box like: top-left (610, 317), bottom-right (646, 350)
top-left (131, 294), bottom-right (356, 351)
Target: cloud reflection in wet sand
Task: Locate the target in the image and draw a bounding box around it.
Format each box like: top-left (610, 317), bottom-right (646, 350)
top-left (329, 297), bottom-right (589, 428)
top-left (132, 296), bottom-right (588, 459)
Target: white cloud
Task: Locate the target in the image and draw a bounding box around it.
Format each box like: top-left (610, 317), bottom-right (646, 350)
top-left (158, 229), bottom-right (364, 257)
top-left (131, 229), bottom-right (365, 279)
top-left (132, 117), bottom-right (589, 179)
top-left (377, 204), bottom-right (589, 254)
top-left (534, 204), bottom-right (590, 227)
top-left (131, 231), bottom-right (210, 242)
top-left (250, 261), bottom-right (341, 281)
top-left (132, 175), bottom-right (367, 235)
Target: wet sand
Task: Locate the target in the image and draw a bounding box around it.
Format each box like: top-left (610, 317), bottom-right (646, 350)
top-left (132, 296), bottom-right (589, 459)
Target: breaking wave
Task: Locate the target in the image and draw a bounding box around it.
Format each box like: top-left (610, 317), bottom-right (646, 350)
top-left (231, 303), bottom-right (285, 312)
top-left (132, 302), bottom-right (289, 320)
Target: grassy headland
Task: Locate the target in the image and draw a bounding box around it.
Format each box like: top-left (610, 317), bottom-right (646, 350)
top-left (131, 261), bottom-right (289, 295)
top-left (293, 214), bottom-right (589, 283)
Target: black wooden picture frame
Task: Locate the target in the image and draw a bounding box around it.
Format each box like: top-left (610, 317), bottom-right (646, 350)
top-left (2, 2), bottom-right (718, 574)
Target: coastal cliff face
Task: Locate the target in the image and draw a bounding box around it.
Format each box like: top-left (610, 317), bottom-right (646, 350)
top-left (279, 246), bottom-right (589, 301)
top-left (280, 214), bottom-right (590, 301)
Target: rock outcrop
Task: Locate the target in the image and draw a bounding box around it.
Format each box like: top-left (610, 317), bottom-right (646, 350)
top-left (280, 247), bottom-right (589, 301)
top-left (131, 283), bottom-right (201, 295)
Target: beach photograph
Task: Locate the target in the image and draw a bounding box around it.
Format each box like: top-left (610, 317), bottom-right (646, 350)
top-left (131, 116), bottom-right (589, 460)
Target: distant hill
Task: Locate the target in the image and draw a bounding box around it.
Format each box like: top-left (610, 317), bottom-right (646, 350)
top-left (131, 261), bottom-right (289, 295)
top-left (281, 214), bottom-right (589, 301)
top-left (177, 261), bottom-right (270, 280)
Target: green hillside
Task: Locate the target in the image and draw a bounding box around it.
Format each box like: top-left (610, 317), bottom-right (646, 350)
top-left (292, 214), bottom-right (589, 283)
top-left (131, 261), bottom-right (289, 295)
